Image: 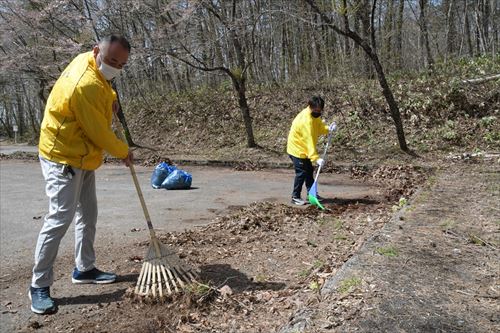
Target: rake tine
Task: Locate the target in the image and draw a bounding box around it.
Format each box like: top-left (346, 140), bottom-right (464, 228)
top-left (139, 262), bottom-right (149, 295)
top-left (186, 270), bottom-right (198, 282)
top-left (146, 262), bottom-right (154, 295)
top-left (176, 268), bottom-right (188, 284)
top-left (165, 267), bottom-right (179, 292)
top-left (171, 268), bottom-right (186, 288)
top-left (144, 262), bottom-right (152, 296)
top-left (160, 264), bottom-right (172, 295)
top-left (151, 260), bottom-right (158, 298)
top-left (177, 267), bottom-right (193, 284)
top-left (135, 262), bottom-right (147, 294)
top-left (156, 263), bottom-right (163, 298)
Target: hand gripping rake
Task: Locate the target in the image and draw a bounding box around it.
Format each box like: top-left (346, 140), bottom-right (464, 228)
top-left (114, 116), bottom-right (197, 299)
top-left (308, 130), bottom-right (334, 210)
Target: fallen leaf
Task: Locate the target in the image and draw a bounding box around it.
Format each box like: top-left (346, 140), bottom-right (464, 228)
top-left (218, 285), bottom-right (233, 298)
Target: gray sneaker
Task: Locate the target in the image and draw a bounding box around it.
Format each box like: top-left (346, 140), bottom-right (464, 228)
top-left (291, 197), bottom-right (306, 205)
top-left (29, 286), bottom-right (56, 315)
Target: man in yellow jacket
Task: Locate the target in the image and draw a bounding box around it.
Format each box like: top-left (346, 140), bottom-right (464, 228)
top-left (30, 35), bottom-right (133, 315)
top-left (287, 96), bottom-right (336, 205)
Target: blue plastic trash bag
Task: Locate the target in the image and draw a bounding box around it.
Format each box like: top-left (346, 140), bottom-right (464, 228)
top-left (151, 162), bottom-right (176, 189)
top-left (161, 169), bottom-right (192, 190)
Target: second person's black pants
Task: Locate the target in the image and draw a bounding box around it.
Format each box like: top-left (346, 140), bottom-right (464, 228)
top-left (289, 155), bottom-right (314, 199)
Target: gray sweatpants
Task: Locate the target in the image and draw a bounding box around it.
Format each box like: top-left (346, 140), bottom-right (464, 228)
top-left (32, 157), bottom-right (98, 288)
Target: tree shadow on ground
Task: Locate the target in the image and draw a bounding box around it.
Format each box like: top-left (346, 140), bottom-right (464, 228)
top-left (323, 197), bottom-right (380, 205)
top-left (199, 264), bottom-right (286, 293)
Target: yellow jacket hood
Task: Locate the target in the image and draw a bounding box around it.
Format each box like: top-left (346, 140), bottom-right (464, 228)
top-left (39, 51), bottom-right (128, 170)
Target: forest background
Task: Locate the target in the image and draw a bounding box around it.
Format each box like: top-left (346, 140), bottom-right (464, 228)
top-left (1, 0), bottom-right (499, 162)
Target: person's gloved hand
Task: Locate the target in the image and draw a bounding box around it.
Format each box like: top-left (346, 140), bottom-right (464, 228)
top-left (316, 158), bottom-right (325, 167)
top-left (329, 122), bottom-right (337, 132)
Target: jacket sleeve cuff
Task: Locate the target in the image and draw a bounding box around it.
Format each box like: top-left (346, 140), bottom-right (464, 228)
top-left (114, 141), bottom-right (129, 159)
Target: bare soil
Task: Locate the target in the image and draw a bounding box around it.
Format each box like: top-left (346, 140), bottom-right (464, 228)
top-left (0, 164), bottom-right (428, 333)
top-left (281, 160), bottom-right (499, 333)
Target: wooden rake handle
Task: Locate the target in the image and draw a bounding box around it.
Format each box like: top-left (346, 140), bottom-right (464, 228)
top-left (128, 162), bottom-right (163, 258)
top-left (113, 114), bottom-right (157, 238)
top-left (128, 163), bottom-right (156, 235)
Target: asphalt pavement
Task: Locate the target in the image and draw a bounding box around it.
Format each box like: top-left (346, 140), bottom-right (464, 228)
top-left (0, 159), bottom-right (376, 274)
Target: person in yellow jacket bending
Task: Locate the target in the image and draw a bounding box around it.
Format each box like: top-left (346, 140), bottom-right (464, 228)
top-left (287, 96), bottom-right (336, 205)
top-left (30, 35), bottom-right (133, 315)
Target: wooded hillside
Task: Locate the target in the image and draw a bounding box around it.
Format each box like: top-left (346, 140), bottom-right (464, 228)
top-left (1, 0), bottom-right (499, 155)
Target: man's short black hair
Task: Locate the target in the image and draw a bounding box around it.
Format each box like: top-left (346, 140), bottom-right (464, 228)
top-left (308, 96), bottom-right (325, 110)
top-left (101, 35), bottom-right (131, 52)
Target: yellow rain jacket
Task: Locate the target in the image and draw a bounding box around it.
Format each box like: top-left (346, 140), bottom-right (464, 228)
top-left (39, 51), bottom-right (129, 170)
top-left (287, 107), bottom-right (329, 162)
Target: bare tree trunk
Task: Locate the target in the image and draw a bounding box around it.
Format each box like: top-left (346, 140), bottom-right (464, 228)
top-left (230, 75), bottom-right (256, 148)
top-left (419, 0), bottom-right (434, 71)
top-left (15, 91), bottom-right (25, 137)
top-left (84, 0), bottom-right (100, 42)
top-left (342, 0), bottom-right (351, 55)
top-left (313, 12), bottom-right (323, 79)
top-left (465, 0), bottom-right (474, 56)
top-left (0, 117), bottom-right (13, 138)
top-left (2, 101), bottom-right (13, 138)
top-left (228, 26), bottom-right (257, 148)
top-left (384, 0), bottom-right (395, 66)
top-left (494, 0), bottom-right (499, 56)
top-left (358, 0), bottom-right (372, 77)
top-left (38, 79), bottom-right (47, 105)
top-left (1, 100), bottom-right (10, 138)
top-left (483, 0), bottom-right (490, 47)
top-left (304, 0), bottom-right (409, 153)
top-left (22, 82), bottom-right (40, 136)
top-left (445, 0), bottom-right (457, 58)
top-left (280, 20), bottom-right (288, 81)
top-left (474, 1), bottom-right (487, 53)
top-left (395, 0), bottom-right (404, 68)
top-left (354, 5), bottom-right (361, 73)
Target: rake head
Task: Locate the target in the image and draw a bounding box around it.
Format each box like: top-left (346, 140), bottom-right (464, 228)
top-left (134, 238), bottom-right (198, 298)
top-left (308, 182), bottom-right (325, 210)
top-left (308, 193), bottom-right (325, 210)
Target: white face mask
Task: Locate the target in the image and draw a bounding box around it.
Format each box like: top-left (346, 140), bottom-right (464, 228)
top-left (98, 53), bottom-right (122, 80)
